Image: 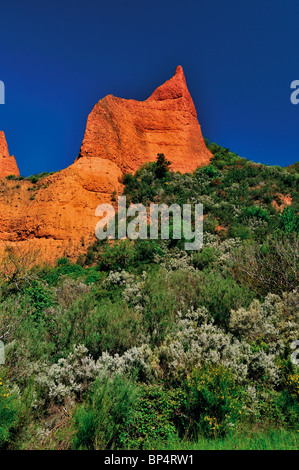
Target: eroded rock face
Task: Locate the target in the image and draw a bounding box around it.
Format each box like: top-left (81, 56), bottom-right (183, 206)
top-left (0, 157), bottom-right (123, 262)
top-left (77, 66), bottom-right (212, 174)
top-left (0, 67), bottom-right (211, 262)
top-left (0, 131), bottom-right (20, 178)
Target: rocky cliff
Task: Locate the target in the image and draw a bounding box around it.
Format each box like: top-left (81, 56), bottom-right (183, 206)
top-left (0, 131), bottom-right (20, 178)
top-left (77, 65), bottom-right (211, 174)
top-left (0, 67), bottom-right (211, 262)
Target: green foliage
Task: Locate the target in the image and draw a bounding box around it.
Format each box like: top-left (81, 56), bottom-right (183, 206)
top-left (279, 359), bottom-right (299, 403)
top-left (0, 371), bottom-right (20, 449)
top-left (278, 206), bottom-right (299, 234)
top-left (5, 172), bottom-right (54, 183)
top-left (154, 153), bottom-right (171, 179)
top-left (86, 300), bottom-right (143, 357)
top-left (274, 391), bottom-right (299, 428)
top-left (97, 240), bottom-right (138, 271)
top-left (185, 364), bottom-right (243, 438)
top-left (121, 384), bottom-right (186, 449)
top-left (192, 246), bottom-right (219, 270)
top-left (38, 258), bottom-right (100, 286)
top-left (242, 205), bottom-right (270, 222)
top-left (5, 174), bottom-right (19, 180)
top-left (23, 280), bottom-right (54, 322)
top-left (203, 165), bottom-right (218, 178)
top-left (93, 239), bottom-right (163, 272)
top-left (228, 224), bottom-right (253, 240)
top-left (1, 142), bottom-right (298, 450)
top-left (141, 269), bottom-right (178, 345)
top-left (73, 374), bottom-right (137, 450)
top-left (196, 272), bottom-right (254, 326)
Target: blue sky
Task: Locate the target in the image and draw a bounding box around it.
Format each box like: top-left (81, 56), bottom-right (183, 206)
top-left (0, 0), bottom-right (298, 175)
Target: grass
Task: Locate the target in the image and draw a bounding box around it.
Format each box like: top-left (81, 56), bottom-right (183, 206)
top-left (157, 429), bottom-right (299, 450)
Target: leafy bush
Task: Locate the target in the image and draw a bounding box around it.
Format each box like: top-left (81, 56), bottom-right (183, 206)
top-left (196, 272), bottom-right (255, 326)
top-left (273, 390), bottom-right (299, 428)
top-left (97, 240), bottom-right (138, 271)
top-left (38, 258), bottom-right (98, 286)
top-left (185, 364), bottom-right (243, 438)
top-left (73, 374), bottom-right (137, 450)
top-left (242, 205), bottom-right (270, 222)
top-left (87, 300), bottom-right (143, 356)
top-left (141, 269), bottom-right (180, 345)
top-left (0, 244), bottom-right (40, 292)
top-left (278, 206), bottom-right (299, 234)
top-left (24, 280), bottom-right (54, 322)
top-left (192, 246), bottom-right (219, 270)
top-left (120, 384), bottom-right (185, 449)
top-left (0, 372), bottom-right (20, 448)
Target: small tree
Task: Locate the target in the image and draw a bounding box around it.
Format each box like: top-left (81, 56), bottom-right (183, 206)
top-left (0, 243), bottom-right (40, 292)
top-left (154, 153), bottom-right (171, 179)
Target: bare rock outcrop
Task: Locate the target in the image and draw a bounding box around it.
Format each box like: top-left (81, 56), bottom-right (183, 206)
top-left (0, 67), bottom-right (211, 262)
top-left (0, 131), bottom-right (20, 178)
top-left (77, 66), bottom-right (212, 174)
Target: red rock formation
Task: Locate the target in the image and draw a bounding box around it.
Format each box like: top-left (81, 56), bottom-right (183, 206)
top-left (0, 157), bottom-right (123, 262)
top-left (0, 131), bottom-right (20, 178)
top-left (0, 67), bottom-right (211, 262)
top-left (77, 65), bottom-right (212, 174)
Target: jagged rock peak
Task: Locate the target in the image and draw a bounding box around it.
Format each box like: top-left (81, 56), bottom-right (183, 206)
top-left (77, 66), bottom-right (212, 174)
top-left (0, 131), bottom-right (20, 178)
top-left (0, 131), bottom-right (10, 158)
top-left (147, 65), bottom-right (197, 116)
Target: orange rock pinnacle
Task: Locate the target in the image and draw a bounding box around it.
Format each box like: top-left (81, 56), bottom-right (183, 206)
top-left (0, 131), bottom-right (20, 178)
top-left (0, 67), bottom-right (211, 262)
top-left (77, 66), bottom-right (212, 174)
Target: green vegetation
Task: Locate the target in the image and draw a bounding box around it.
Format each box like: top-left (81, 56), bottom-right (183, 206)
top-left (0, 144), bottom-right (298, 450)
top-left (0, 374), bottom-right (20, 449)
top-left (6, 171), bottom-right (55, 183)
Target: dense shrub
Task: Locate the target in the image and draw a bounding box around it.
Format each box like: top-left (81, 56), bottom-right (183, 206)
top-left (0, 372), bottom-right (20, 448)
top-left (196, 272), bottom-right (255, 326)
top-left (73, 374), bottom-right (137, 450)
top-left (120, 384), bottom-right (186, 449)
top-left (232, 235), bottom-right (298, 296)
top-left (24, 280), bottom-right (54, 322)
top-left (185, 364), bottom-right (243, 438)
top-left (278, 206), bottom-right (299, 234)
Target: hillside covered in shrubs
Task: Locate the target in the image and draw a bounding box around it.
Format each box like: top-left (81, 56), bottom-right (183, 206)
top-left (0, 143), bottom-right (298, 450)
